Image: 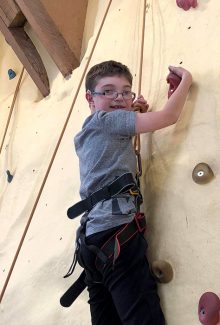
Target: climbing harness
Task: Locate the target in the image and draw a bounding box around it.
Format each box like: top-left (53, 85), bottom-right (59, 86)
top-left (67, 172), bottom-right (141, 219)
top-left (60, 173), bottom-right (145, 307)
top-left (65, 172), bottom-right (143, 272)
top-left (60, 211), bottom-right (146, 307)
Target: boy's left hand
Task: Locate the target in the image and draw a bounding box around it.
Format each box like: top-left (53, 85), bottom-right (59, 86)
top-left (132, 95), bottom-right (149, 113)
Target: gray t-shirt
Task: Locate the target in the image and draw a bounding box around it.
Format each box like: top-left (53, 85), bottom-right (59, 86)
top-left (74, 109), bottom-right (137, 236)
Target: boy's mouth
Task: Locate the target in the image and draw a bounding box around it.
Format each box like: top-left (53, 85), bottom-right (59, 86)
top-left (110, 106), bottom-right (125, 109)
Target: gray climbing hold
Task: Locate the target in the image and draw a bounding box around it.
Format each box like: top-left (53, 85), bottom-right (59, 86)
top-left (151, 260), bottom-right (174, 283)
top-left (192, 163), bottom-right (214, 184)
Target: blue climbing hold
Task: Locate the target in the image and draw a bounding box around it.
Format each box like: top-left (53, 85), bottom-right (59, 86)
top-left (6, 170), bottom-right (13, 183)
top-left (8, 69), bottom-right (16, 80)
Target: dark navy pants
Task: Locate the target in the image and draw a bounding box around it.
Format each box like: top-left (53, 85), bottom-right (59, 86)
top-left (78, 224), bottom-right (165, 325)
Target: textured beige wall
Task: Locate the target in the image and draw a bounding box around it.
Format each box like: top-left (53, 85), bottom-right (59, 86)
top-left (0, 0), bottom-right (220, 324)
top-left (142, 2), bottom-right (220, 324)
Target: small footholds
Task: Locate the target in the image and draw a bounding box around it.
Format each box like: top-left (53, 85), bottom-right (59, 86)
top-left (151, 260), bottom-right (174, 283)
top-left (198, 292), bottom-right (220, 325)
top-left (6, 170), bottom-right (13, 183)
top-left (8, 69), bottom-right (16, 80)
top-left (176, 0), bottom-right (198, 11)
top-left (192, 163), bottom-right (214, 184)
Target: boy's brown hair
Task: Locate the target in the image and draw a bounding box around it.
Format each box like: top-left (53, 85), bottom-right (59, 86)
top-left (85, 60), bottom-right (133, 91)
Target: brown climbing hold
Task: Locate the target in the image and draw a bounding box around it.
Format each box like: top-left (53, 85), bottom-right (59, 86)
top-left (151, 260), bottom-right (173, 283)
top-left (176, 0), bottom-right (198, 11)
top-left (192, 163), bottom-right (214, 184)
top-left (198, 292), bottom-right (220, 325)
top-left (166, 72), bottom-right (181, 98)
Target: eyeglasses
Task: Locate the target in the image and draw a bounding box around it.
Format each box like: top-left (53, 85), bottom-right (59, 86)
top-left (91, 90), bottom-right (136, 100)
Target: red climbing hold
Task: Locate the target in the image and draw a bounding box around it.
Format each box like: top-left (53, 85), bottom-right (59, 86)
top-left (198, 292), bottom-right (220, 325)
top-left (166, 72), bottom-right (181, 98)
top-left (176, 0), bottom-right (198, 11)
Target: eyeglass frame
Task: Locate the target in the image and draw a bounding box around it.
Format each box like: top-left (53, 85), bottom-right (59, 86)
top-left (89, 90), bottom-right (136, 100)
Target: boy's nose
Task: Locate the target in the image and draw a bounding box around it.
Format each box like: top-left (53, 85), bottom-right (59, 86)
top-left (115, 93), bottom-right (124, 100)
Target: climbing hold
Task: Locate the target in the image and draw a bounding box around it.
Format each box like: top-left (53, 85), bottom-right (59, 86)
top-left (167, 72), bottom-right (181, 98)
top-left (176, 0), bottom-right (198, 11)
top-left (151, 260), bottom-right (173, 283)
top-left (198, 292), bottom-right (220, 325)
top-left (6, 170), bottom-right (13, 183)
top-left (8, 69), bottom-right (16, 80)
top-left (192, 163), bottom-right (214, 184)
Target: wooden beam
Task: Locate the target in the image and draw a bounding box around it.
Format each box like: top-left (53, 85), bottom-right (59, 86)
top-left (15, 0), bottom-right (79, 77)
top-left (0, 17), bottom-right (50, 97)
top-left (0, 0), bottom-right (26, 27)
top-left (41, 0), bottom-right (88, 60)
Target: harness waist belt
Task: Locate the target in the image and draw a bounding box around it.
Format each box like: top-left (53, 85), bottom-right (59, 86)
top-left (67, 173), bottom-right (138, 219)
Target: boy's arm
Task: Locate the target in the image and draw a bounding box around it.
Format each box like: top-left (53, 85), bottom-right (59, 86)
top-left (135, 66), bottom-right (192, 133)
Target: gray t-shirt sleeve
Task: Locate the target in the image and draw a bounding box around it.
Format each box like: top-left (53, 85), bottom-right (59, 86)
top-left (96, 110), bottom-right (136, 136)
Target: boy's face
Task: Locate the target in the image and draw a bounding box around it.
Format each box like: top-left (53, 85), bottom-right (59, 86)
top-left (86, 75), bottom-right (134, 113)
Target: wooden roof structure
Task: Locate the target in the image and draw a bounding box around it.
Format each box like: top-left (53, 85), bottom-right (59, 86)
top-left (0, 0), bottom-right (88, 96)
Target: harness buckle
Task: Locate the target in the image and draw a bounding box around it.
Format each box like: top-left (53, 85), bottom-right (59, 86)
top-left (129, 188), bottom-right (139, 196)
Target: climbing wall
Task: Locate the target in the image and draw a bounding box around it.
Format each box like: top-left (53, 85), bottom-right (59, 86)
top-left (142, 1), bottom-right (220, 324)
top-left (0, 0), bottom-right (220, 324)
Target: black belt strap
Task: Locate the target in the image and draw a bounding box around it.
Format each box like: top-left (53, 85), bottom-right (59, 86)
top-left (67, 173), bottom-right (137, 219)
top-left (60, 271), bottom-right (86, 307)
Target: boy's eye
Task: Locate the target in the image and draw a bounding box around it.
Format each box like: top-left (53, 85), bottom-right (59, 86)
top-left (123, 91), bottom-right (131, 96)
top-left (103, 89), bottom-right (115, 95)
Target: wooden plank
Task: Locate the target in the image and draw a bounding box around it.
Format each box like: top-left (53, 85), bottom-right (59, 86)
top-left (15, 0), bottom-right (79, 77)
top-left (0, 17), bottom-right (50, 97)
top-left (41, 0), bottom-right (88, 60)
top-left (0, 0), bottom-right (26, 27)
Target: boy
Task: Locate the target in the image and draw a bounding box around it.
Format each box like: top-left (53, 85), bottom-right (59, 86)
top-left (69, 60), bottom-right (192, 324)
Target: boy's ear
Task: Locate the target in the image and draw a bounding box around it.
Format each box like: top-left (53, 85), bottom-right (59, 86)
top-left (85, 90), bottom-right (93, 104)
top-left (86, 90), bottom-right (95, 111)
